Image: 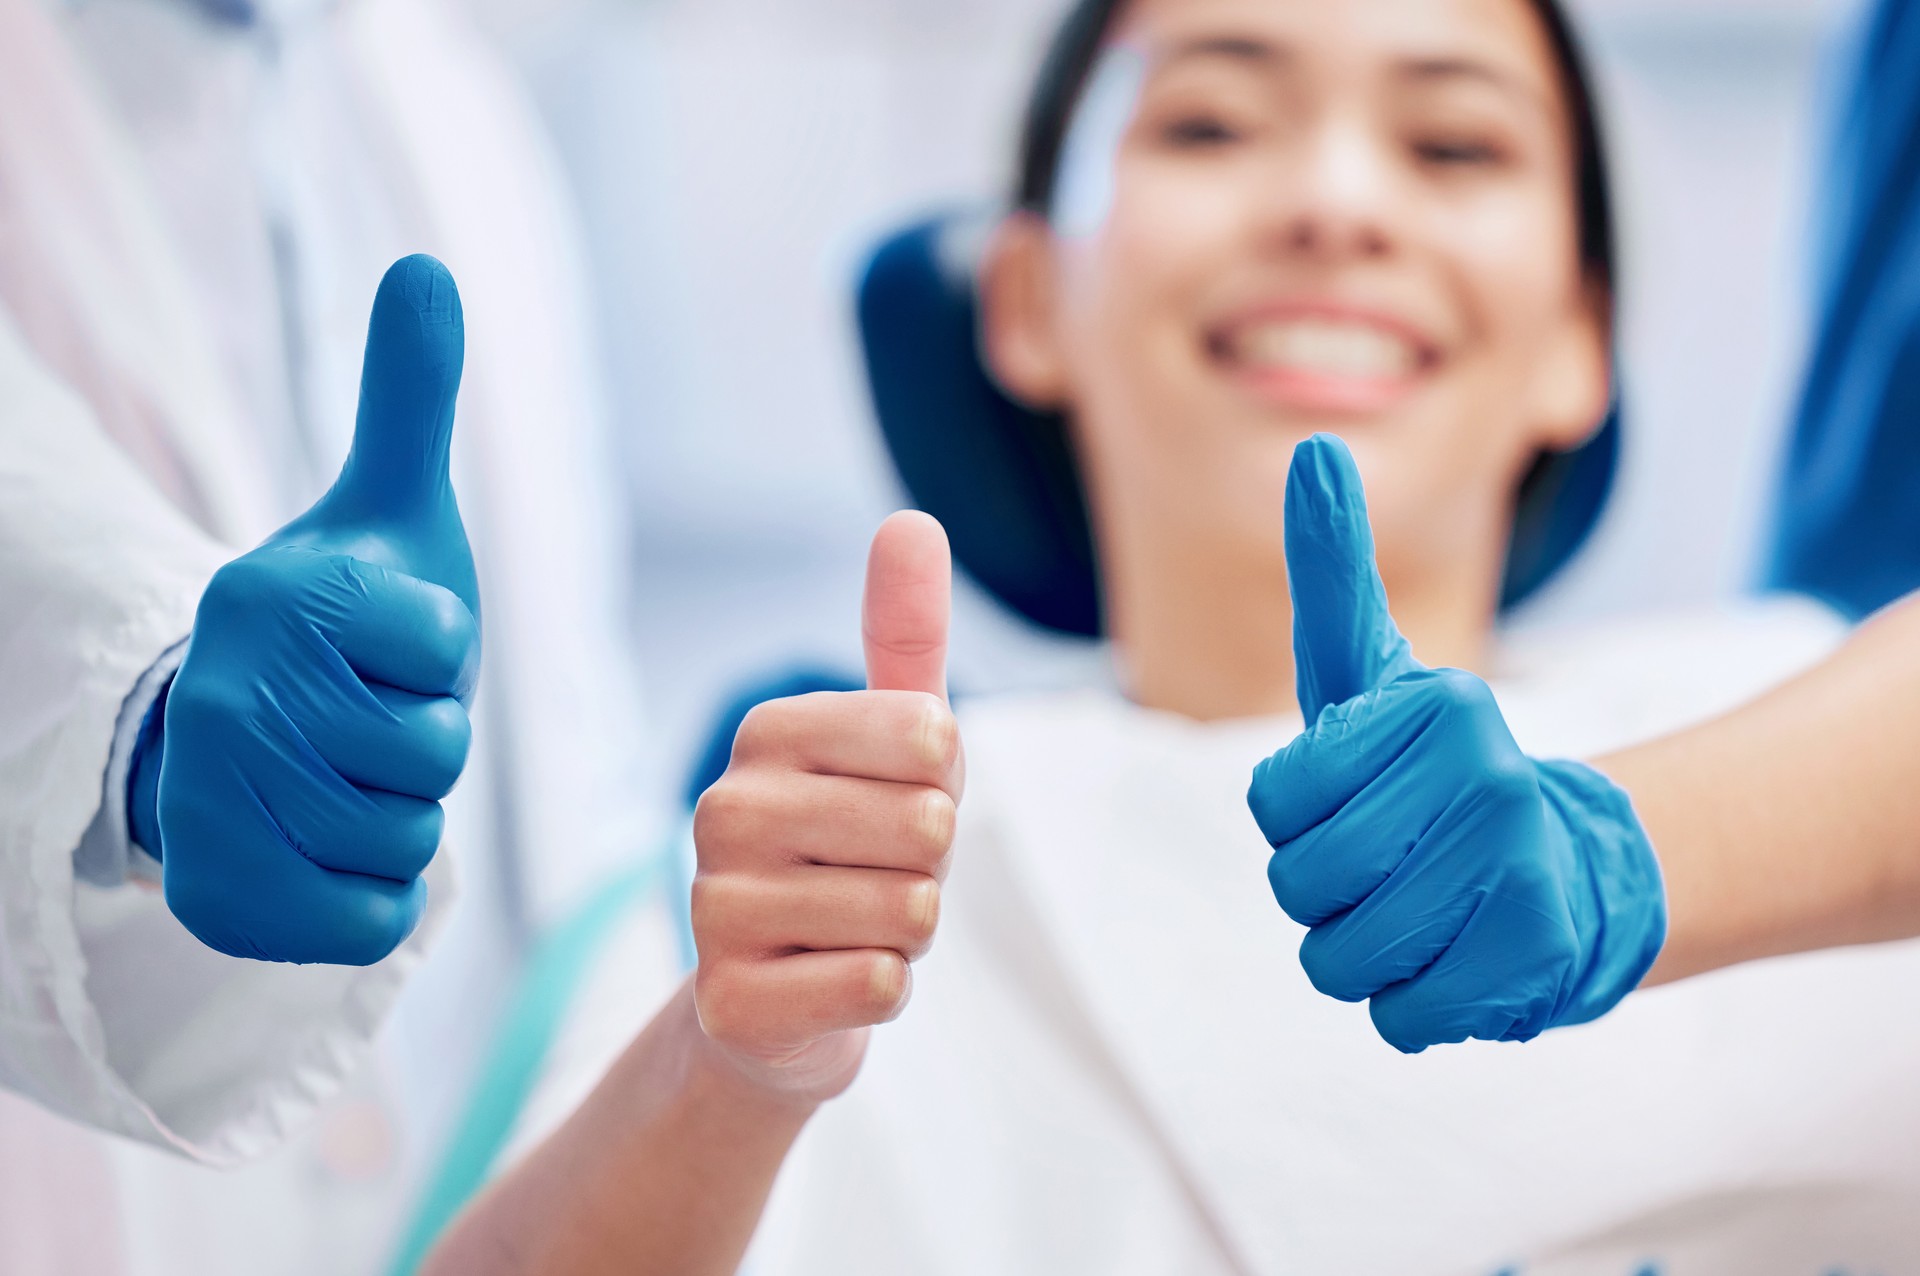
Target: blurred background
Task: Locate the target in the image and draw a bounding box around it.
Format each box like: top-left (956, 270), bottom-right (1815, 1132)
top-left (29, 4), bottom-right (1898, 1273)
top-left (451, 0), bottom-right (1867, 829)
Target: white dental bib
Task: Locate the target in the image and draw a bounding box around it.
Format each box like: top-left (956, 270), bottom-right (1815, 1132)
top-left (541, 597), bottom-right (1920, 1275)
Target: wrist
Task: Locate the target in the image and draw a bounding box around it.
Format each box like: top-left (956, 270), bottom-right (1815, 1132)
top-left (466, 979), bottom-right (816, 1276)
top-left (124, 675), bottom-right (173, 862)
top-left (1539, 759), bottom-right (1668, 1027)
top-left (664, 983), bottom-right (827, 1127)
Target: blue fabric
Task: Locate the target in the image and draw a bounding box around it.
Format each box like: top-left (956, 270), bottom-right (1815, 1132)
top-left (681, 667), bottom-right (866, 808)
top-left (131, 256), bottom-right (482, 966)
top-left (1767, 0), bottom-right (1920, 618)
top-left (189, 0), bottom-right (257, 25)
top-left (859, 215), bottom-right (1102, 636)
top-left (857, 214), bottom-right (1620, 637)
top-left (1248, 437), bottom-right (1665, 1053)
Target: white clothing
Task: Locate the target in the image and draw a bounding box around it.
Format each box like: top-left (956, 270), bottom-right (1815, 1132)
top-left (0, 0), bottom-right (650, 1271)
top-left (530, 597), bottom-right (1920, 1275)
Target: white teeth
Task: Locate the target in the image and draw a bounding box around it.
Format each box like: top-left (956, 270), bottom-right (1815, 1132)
top-left (1232, 320), bottom-right (1418, 380)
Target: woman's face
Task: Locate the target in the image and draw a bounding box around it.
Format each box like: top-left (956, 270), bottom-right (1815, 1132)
top-left (986, 0), bottom-right (1609, 590)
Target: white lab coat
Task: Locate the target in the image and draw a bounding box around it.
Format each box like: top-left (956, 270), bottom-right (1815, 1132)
top-left (526, 597), bottom-right (1920, 1275)
top-left (0, 0), bottom-right (650, 1271)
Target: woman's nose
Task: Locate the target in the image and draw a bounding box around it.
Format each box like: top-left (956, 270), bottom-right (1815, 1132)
top-left (1267, 120), bottom-right (1395, 262)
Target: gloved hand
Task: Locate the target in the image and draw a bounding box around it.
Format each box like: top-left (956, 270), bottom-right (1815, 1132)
top-left (1246, 435), bottom-right (1666, 1052)
top-left (125, 255), bottom-right (482, 966)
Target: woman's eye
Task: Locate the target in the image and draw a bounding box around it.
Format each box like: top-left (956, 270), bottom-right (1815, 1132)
top-left (1413, 137), bottom-right (1505, 168)
top-left (1161, 115), bottom-right (1243, 149)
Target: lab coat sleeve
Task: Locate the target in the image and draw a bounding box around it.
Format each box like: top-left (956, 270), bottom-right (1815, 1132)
top-left (0, 307), bottom-right (450, 1167)
top-left (72, 639), bottom-right (182, 889)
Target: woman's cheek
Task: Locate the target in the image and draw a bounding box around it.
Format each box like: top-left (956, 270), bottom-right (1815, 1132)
top-left (1446, 190), bottom-right (1582, 331)
top-left (1073, 182), bottom-right (1236, 362)
top-left (1112, 157), bottom-right (1264, 271)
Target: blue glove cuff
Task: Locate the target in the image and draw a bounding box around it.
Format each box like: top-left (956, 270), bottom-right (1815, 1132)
top-left (1537, 759), bottom-right (1667, 1028)
top-left (125, 675), bottom-right (172, 864)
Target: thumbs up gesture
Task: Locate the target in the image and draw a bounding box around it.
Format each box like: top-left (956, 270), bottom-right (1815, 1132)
top-left (130, 256), bottom-right (481, 966)
top-left (689, 513), bottom-right (962, 1102)
top-left (1247, 436), bottom-right (1666, 1051)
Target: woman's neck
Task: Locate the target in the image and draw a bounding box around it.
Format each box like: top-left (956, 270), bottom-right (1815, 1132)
top-left (1102, 520), bottom-right (1502, 723)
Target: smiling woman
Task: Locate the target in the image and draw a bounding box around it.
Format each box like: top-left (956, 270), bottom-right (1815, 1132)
top-left (420, 2), bottom-right (1920, 1274)
top-left (980, 0), bottom-right (1617, 719)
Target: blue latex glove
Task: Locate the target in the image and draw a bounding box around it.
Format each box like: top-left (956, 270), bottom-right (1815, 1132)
top-left (1246, 435), bottom-right (1666, 1052)
top-left (125, 255), bottom-right (481, 966)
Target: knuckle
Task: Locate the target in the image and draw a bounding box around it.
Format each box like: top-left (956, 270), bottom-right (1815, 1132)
top-left (219, 550), bottom-right (284, 593)
top-left (692, 783), bottom-right (755, 860)
top-left (198, 564), bottom-right (247, 614)
top-left (420, 586), bottom-right (474, 648)
top-left (390, 804), bottom-right (446, 880)
top-left (688, 873), bottom-right (736, 938)
top-left (166, 672), bottom-right (247, 731)
top-left (1429, 668), bottom-right (1495, 720)
top-left (367, 880), bottom-right (425, 960)
top-left (735, 697), bottom-right (808, 760)
top-left (695, 964), bottom-right (787, 1055)
top-left (731, 702), bottom-right (779, 759)
top-left (1246, 752), bottom-right (1302, 842)
top-left (690, 786), bottom-right (727, 850)
top-left (328, 896), bottom-right (417, 969)
top-left (1371, 1006), bottom-right (1433, 1055)
top-left (425, 699), bottom-right (474, 767)
top-left (375, 902), bottom-right (421, 965)
top-left (1478, 752), bottom-right (1539, 805)
top-left (693, 967), bottom-right (748, 1045)
top-left (1298, 942), bottom-right (1359, 1003)
top-left (202, 553), bottom-right (288, 619)
top-left (1266, 855), bottom-right (1311, 923)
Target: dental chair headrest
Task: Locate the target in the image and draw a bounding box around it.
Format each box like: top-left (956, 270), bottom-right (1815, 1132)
top-left (857, 212), bottom-right (1619, 637)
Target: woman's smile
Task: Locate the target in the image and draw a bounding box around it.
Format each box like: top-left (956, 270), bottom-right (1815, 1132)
top-left (1203, 299), bottom-right (1443, 416)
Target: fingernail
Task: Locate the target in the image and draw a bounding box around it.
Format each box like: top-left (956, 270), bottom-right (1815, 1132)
top-left (916, 700), bottom-right (957, 773)
top-left (909, 877), bottom-right (941, 934)
top-left (918, 789), bottom-right (956, 850)
top-left (870, 953), bottom-right (907, 1009)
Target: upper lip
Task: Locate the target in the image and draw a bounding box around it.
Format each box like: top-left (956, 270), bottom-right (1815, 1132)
top-left (1204, 299), bottom-right (1444, 374)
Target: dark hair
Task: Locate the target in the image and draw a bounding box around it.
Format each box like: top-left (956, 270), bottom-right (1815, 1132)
top-left (1013, 0), bottom-right (1616, 296)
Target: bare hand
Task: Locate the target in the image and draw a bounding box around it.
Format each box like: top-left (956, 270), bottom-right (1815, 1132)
top-left (689, 512), bottom-right (961, 1103)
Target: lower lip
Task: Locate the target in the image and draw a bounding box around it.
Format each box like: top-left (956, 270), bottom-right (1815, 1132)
top-left (1225, 362), bottom-right (1424, 416)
